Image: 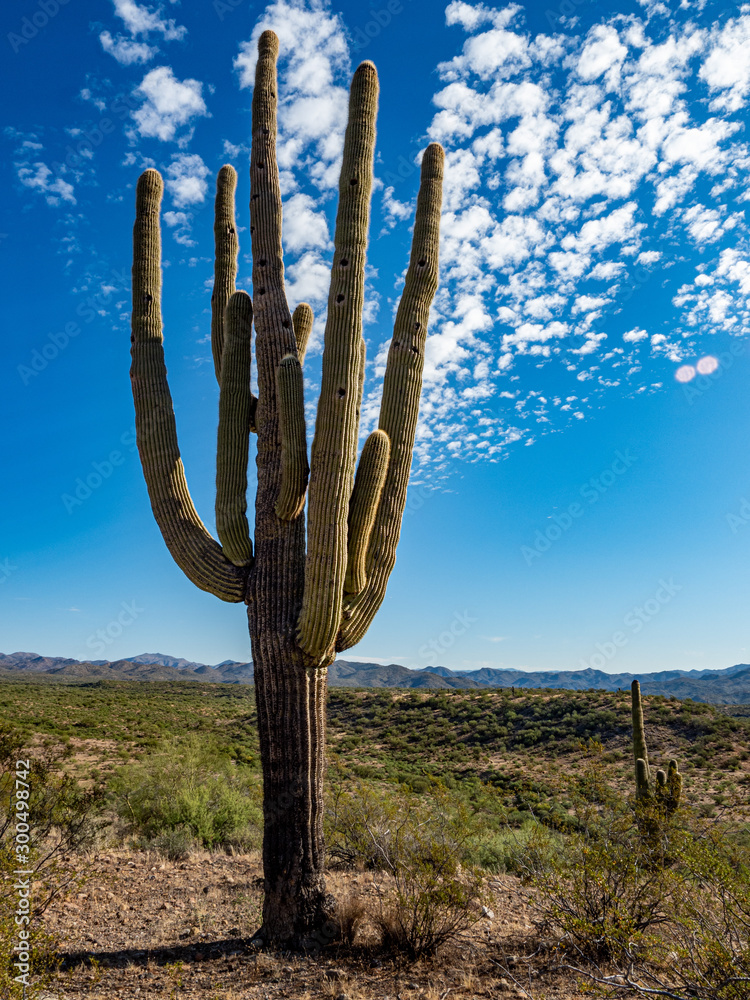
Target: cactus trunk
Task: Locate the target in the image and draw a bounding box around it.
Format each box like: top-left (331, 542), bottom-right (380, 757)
top-left (128, 29), bottom-right (443, 948)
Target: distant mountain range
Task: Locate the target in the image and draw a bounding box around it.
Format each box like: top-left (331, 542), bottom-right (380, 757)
top-left (1, 651), bottom-right (750, 704)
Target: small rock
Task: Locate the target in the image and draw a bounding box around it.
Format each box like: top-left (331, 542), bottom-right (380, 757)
top-left (482, 906), bottom-right (494, 920)
top-left (370, 958), bottom-right (382, 969)
top-left (282, 966), bottom-right (295, 973)
top-left (178, 928), bottom-right (192, 940)
top-left (325, 968), bottom-right (345, 981)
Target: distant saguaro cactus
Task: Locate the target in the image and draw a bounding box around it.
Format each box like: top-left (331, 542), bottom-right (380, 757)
top-left (129, 30), bottom-right (444, 947)
top-left (631, 680), bottom-right (682, 815)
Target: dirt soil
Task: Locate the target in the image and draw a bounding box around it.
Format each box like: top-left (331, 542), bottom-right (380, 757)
top-left (40, 849), bottom-right (589, 999)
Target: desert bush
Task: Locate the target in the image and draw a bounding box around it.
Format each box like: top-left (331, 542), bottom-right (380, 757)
top-left (327, 779), bottom-right (484, 957)
top-left (110, 737), bottom-right (263, 854)
top-left (1, 725), bottom-right (103, 998)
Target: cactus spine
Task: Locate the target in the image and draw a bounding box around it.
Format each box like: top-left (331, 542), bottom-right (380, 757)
top-left (631, 680), bottom-right (682, 815)
top-left (129, 30), bottom-right (444, 947)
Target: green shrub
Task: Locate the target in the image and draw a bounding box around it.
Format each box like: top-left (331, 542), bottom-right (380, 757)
top-left (1, 725), bottom-right (102, 998)
top-left (110, 737), bottom-right (262, 854)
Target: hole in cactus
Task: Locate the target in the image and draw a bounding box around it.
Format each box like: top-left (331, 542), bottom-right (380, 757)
top-left (250, 226), bottom-right (255, 233)
top-left (282, 320), bottom-right (290, 328)
top-left (337, 388), bottom-right (346, 398)
top-left (263, 127), bottom-right (269, 135)
top-left (411, 345), bottom-right (419, 354)
top-left (258, 288), bottom-right (266, 296)
top-left (414, 321), bottom-right (421, 331)
top-left (259, 259), bottom-right (267, 267)
top-left (228, 227), bottom-right (235, 235)
top-left (340, 258), bottom-right (348, 267)
top-left (350, 178), bottom-right (358, 186)
top-left (251, 194), bottom-right (259, 201)
top-left (257, 161), bottom-right (264, 169)
top-left (392, 341), bottom-right (400, 349)
top-left (143, 294), bottom-right (152, 304)
top-left (336, 294), bottom-right (345, 304)
top-left (418, 258), bottom-right (426, 266)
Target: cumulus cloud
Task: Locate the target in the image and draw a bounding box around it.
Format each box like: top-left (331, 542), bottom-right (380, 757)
top-left (111, 0), bottom-right (186, 41)
top-left (164, 153), bottom-right (209, 207)
top-left (100, 31), bottom-right (157, 64)
top-left (132, 66), bottom-right (208, 143)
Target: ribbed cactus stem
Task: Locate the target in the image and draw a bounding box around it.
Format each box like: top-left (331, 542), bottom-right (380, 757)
top-left (635, 758), bottom-right (651, 800)
top-left (337, 143), bottom-right (444, 652)
top-left (129, 169), bottom-right (247, 602)
top-left (665, 759), bottom-right (682, 814)
top-left (631, 679), bottom-right (650, 784)
top-left (293, 303), bottom-right (314, 363)
top-left (275, 354), bottom-right (309, 520)
top-left (299, 61), bottom-right (379, 660)
top-left (211, 165), bottom-right (240, 384)
top-left (216, 291), bottom-right (254, 566)
top-left (345, 430), bottom-right (390, 594)
top-left (656, 769), bottom-right (666, 787)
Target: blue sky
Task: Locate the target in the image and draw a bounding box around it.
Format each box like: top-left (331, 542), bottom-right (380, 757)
top-left (2, 0), bottom-right (750, 674)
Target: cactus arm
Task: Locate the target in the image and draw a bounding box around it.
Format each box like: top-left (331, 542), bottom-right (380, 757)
top-left (344, 430), bottom-right (390, 595)
top-left (293, 303), bottom-right (314, 363)
top-left (631, 679), bottom-right (650, 785)
top-left (635, 758), bottom-right (651, 800)
top-left (275, 354), bottom-right (309, 520)
top-left (130, 168), bottom-right (248, 603)
top-left (250, 29), bottom-right (296, 399)
top-left (666, 759), bottom-right (682, 814)
top-left (211, 165), bottom-right (239, 383)
top-left (298, 62), bottom-right (380, 660)
top-left (216, 291), bottom-right (255, 566)
top-left (336, 143), bottom-right (444, 652)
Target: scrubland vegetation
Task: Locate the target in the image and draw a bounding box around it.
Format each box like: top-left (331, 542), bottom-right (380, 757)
top-left (2, 677), bottom-right (749, 997)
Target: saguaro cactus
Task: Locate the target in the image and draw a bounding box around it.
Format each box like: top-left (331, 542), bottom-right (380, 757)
top-left (129, 30), bottom-right (444, 947)
top-left (630, 680), bottom-right (682, 815)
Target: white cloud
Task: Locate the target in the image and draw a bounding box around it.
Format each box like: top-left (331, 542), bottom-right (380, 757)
top-left (112, 0), bottom-right (186, 40)
top-left (16, 161), bottom-right (76, 205)
top-left (132, 66), bottom-right (208, 143)
top-left (700, 12), bottom-right (750, 111)
top-left (100, 30), bottom-right (157, 64)
top-left (164, 153), bottom-right (209, 207)
top-left (282, 192), bottom-right (331, 252)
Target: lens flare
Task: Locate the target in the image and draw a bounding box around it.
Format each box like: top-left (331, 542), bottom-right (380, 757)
top-left (696, 355), bottom-right (719, 375)
top-left (675, 365), bottom-right (696, 383)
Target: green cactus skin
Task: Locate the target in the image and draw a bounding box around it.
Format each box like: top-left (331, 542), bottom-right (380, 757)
top-left (211, 165), bottom-right (240, 385)
top-left (345, 429), bottom-right (390, 595)
top-left (292, 302), bottom-right (313, 363)
top-left (631, 679), bottom-right (650, 789)
top-left (129, 29), bottom-right (443, 947)
top-left (630, 680), bottom-right (682, 815)
top-left (216, 290), bottom-right (254, 566)
top-left (275, 354), bottom-right (309, 520)
top-left (130, 170), bottom-right (247, 603)
top-left (298, 61), bottom-right (379, 660)
top-left (337, 143), bottom-right (444, 652)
